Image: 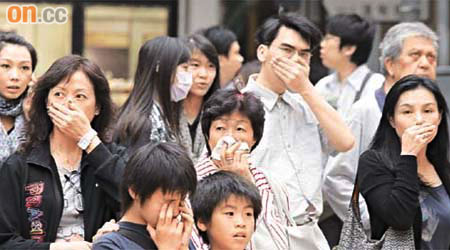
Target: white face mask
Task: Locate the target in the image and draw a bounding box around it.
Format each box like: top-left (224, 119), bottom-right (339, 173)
top-left (171, 71), bottom-right (193, 102)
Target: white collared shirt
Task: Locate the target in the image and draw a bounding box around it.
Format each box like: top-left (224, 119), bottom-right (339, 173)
top-left (315, 64), bottom-right (384, 118)
top-left (242, 75), bottom-right (333, 223)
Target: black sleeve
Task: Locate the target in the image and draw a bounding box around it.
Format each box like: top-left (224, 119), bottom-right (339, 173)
top-left (0, 155), bottom-right (50, 250)
top-left (85, 143), bottom-right (128, 209)
top-left (357, 150), bottom-right (420, 230)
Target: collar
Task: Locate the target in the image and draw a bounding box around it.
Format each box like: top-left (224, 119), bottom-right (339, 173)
top-left (375, 86), bottom-right (386, 112)
top-left (347, 64), bottom-right (371, 91)
top-left (244, 74), bottom-right (280, 111)
top-left (327, 64), bottom-right (371, 91)
top-left (244, 75), bottom-right (299, 111)
top-left (26, 140), bottom-right (88, 171)
top-left (243, 74), bottom-right (316, 123)
top-left (26, 140), bottom-right (53, 170)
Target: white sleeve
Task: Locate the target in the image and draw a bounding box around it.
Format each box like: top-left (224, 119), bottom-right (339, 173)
top-left (321, 106), bottom-right (370, 228)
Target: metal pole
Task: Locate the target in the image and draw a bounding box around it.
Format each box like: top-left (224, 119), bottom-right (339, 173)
top-left (437, 0), bottom-right (449, 66)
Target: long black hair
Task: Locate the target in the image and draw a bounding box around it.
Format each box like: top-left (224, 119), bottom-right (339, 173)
top-left (114, 36), bottom-right (191, 146)
top-left (370, 75), bottom-right (450, 174)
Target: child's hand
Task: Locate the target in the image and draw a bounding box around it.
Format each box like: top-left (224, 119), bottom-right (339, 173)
top-left (177, 202), bottom-right (194, 250)
top-left (147, 202), bottom-right (184, 250)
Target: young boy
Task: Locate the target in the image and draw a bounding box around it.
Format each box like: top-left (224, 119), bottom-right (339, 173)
top-left (93, 142), bottom-right (197, 250)
top-left (191, 171), bottom-right (262, 250)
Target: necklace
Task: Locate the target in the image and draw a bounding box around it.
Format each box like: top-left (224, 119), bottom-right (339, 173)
top-left (50, 144), bottom-right (82, 172)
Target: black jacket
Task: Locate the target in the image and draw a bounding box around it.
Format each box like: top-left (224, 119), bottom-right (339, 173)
top-left (0, 141), bottom-right (127, 249)
top-left (357, 150), bottom-right (450, 249)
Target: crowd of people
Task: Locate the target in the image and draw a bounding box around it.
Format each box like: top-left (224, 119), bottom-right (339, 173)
top-left (0, 10), bottom-right (448, 250)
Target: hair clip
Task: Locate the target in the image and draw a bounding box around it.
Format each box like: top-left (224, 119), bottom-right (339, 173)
top-left (235, 92), bottom-right (244, 99)
top-left (155, 60), bottom-right (160, 73)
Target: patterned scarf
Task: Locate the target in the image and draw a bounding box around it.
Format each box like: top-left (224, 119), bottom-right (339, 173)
top-left (0, 95), bottom-right (23, 117)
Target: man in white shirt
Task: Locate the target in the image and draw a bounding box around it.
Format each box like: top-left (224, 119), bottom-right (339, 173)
top-left (242, 12), bottom-right (355, 249)
top-left (321, 21), bottom-right (438, 246)
top-left (315, 14), bottom-right (384, 246)
top-left (316, 14), bottom-right (384, 117)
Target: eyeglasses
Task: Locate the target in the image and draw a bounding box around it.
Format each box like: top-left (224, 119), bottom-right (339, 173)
top-left (273, 44), bottom-right (312, 60)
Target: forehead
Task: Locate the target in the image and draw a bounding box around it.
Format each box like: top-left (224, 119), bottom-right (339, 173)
top-left (213, 111), bottom-right (251, 124)
top-left (272, 25), bottom-right (310, 49)
top-left (218, 194), bottom-right (253, 209)
top-left (161, 190), bottom-right (183, 201)
top-left (191, 49), bottom-right (210, 62)
top-left (52, 70), bottom-right (94, 91)
top-left (229, 41), bottom-right (240, 52)
top-left (0, 44), bottom-right (32, 62)
top-left (396, 87), bottom-right (437, 106)
top-left (401, 36), bottom-right (436, 53)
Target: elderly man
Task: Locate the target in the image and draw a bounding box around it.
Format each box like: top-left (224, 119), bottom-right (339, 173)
top-left (321, 21), bottom-right (438, 243)
top-left (242, 12), bottom-right (355, 249)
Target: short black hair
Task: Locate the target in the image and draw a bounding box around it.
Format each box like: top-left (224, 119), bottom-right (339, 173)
top-left (326, 14), bottom-right (375, 65)
top-left (191, 171), bottom-right (262, 244)
top-left (255, 12), bottom-right (321, 50)
top-left (120, 142), bottom-right (197, 213)
top-left (0, 32), bottom-right (38, 72)
top-left (201, 89), bottom-right (265, 154)
top-left (202, 25), bottom-right (238, 57)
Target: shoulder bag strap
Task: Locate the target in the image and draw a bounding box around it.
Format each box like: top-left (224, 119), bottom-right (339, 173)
top-left (351, 174), bottom-right (363, 223)
top-left (353, 71), bottom-right (373, 104)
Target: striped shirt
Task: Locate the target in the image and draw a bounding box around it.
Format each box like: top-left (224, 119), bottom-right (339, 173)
top-left (191, 155), bottom-right (290, 250)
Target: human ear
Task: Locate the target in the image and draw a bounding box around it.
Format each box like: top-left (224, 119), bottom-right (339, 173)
top-left (128, 188), bottom-right (138, 200)
top-left (197, 218), bottom-right (208, 232)
top-left (343, 45), bottom-right (356, 57)
top-left (256, 44), bottom-right (268, 63)
top-left (389, 116), bottom-right (396, 129)
top-left (95, 105), bottom-right (100, 116)
top-left (384, 58), bottom-right (395, 78)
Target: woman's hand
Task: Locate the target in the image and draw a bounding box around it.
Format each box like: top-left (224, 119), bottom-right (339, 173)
top-left (50, 241), bottom-right (92, 250)
top-left (147, 202), bottom-right (190, 250)
top-left (213, 142), bottom-right (254, 182)
top-left (47, 102), bottom-right (93, 141)
top-left (401, 123), bottom-right (437, 156)
top-left (92, 219), bottom-right (119, 242)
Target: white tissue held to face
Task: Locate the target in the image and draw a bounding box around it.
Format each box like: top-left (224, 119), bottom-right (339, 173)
top-left (211, 135), bottom-right (250, 161)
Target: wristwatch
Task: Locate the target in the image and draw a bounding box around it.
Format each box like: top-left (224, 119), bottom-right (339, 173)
top-left (77, 129), bottom-right (98, 150)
